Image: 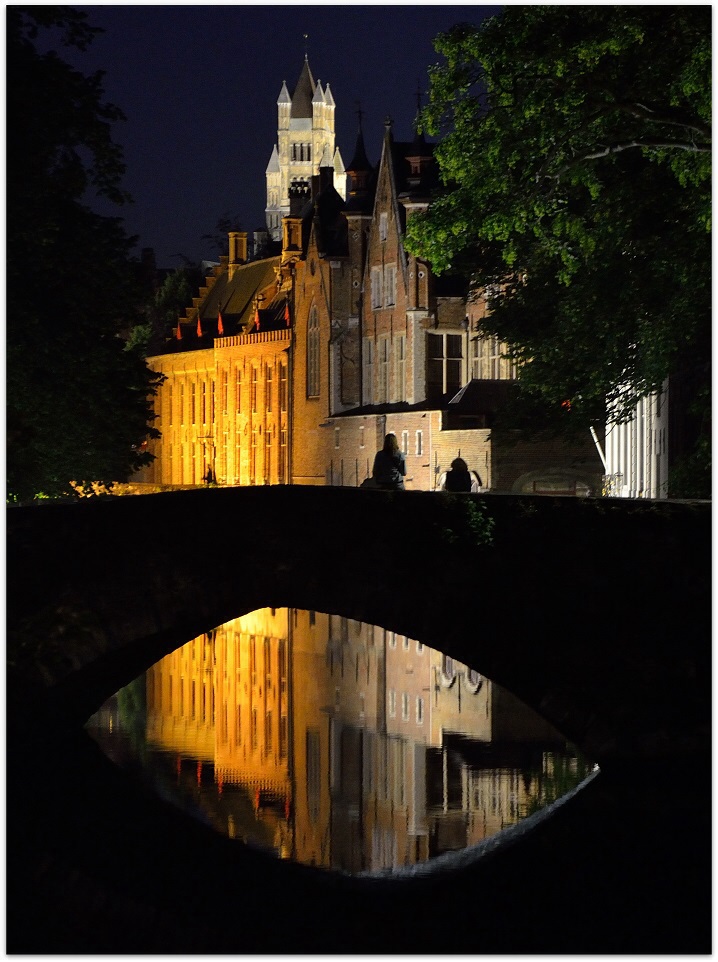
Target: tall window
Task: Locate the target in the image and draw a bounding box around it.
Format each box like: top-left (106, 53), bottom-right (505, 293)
top-left (401, 431), bottom-right (409, 454)
top-left (379, 212), bottom-right (388, 242)
top-left (179, 384), bottom-right (185, 424)
top-left (307, 307), bottom-right (320, 398)
top-left (363, 339), bottom-right (374, 404)
top-left (264, 428), bottom-right (271, 482)
top-left (370, 267), bottom-right (382, 309)
top-left (402, 692), bottom-right (410, 721)
top-left (251, 367), bottom-right (258, 414)
top-left (201, 381), bottom-right (207, 425)
top-left (306, 730), bottom-right (321, 823)
top-left (265, 363), bottom-right (273, 413)
top-left (279, 428), bottom-right (287, 483)
top-left (190, 382), bottom-right (197, 424)
top-left (427, 332), bottom-right (463, 401)
top-left (384, 265), bottom-right (396, 307)
top-left (395, 334), bottom-right (406, 400)
top-left (279, 362), bottom-right (287, 412)
top-left (378, 336), bottom-right (390, 403)
top-left (235, 368), bottom-right (242, 413)
top-left (416, 431), bottom-right (423, 456)
top-left (221, 371), bottom-right (228, 414)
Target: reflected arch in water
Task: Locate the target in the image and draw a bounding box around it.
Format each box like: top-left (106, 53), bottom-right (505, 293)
top-left (88, 607), bottom-right (592, 876)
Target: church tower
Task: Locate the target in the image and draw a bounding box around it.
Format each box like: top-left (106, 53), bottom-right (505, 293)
top-left (265, 57), bottom-right (346, 240)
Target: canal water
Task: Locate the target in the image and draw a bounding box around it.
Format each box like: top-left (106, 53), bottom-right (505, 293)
top-left (87, 608), bottom-right (593, 874)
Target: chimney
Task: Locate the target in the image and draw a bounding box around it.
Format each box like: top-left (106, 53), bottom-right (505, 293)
top-left (228, 231), bottom-right (248, 280)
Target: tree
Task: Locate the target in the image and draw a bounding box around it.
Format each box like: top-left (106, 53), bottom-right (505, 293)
top-left (407, 7), bottom-right (710, 484)
top-left (127, 265), bottom-right (204, 356)
top-left (7, 7), bottom-right (162, 501)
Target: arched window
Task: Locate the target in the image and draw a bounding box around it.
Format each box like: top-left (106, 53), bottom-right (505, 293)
top-left (307, 307), bottom-right (320, 398)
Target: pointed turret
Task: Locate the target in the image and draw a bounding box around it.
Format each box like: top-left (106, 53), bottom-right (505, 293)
top-left (290, 59), bottom-right (316, 118)
top-left (345, 119), bottom-right (375, 214)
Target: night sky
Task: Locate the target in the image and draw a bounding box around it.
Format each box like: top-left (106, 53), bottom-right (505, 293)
top-left (56, 4), bottom-right (503, 268)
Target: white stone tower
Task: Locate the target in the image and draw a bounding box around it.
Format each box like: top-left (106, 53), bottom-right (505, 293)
top-left (265, 57), bottom-right (346, 240)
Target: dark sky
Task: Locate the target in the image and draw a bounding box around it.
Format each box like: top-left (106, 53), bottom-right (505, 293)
top-left (55, 4), bottom-right (502, 268)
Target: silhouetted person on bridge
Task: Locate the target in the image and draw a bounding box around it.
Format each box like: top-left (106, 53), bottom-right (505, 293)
top-left (442, 457), bottom-right (481, 492)
top-left (372, 433), bottom-right (406, 491)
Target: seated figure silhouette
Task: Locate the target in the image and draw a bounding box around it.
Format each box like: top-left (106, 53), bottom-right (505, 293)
top-left (443, 457), bottom-right (473, 493)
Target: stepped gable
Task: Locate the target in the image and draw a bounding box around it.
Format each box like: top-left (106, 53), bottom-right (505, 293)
top-left (173, 258), bottom-right (281, 348)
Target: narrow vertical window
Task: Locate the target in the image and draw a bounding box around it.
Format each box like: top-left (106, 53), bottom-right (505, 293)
top-left (279, 362), bottom-right (287, 412)
top-left (359, 426), bottom-right (365, 449)
top-left (334, 427), bottom-right (340, 450)
top-left (363, 340), bottom-right (374, 405)
top-left (251, 367), bottom-right (258, 413)
top-left (416, 430), bottom-right (423, 456)
top-left (402, 693), bottom-right (410, 721)
top-left (401, 431), bottom-right (408, 455)
top-left (190, 382), bottom-right (197, 424)
top-left (379, 336), bottom-right (390, 403)
top-left (416, 697), bottom-right (424, 724)
top-left (236, 368), bottom-right (242, 413)
top-left (306, 730), bottom-right (321, 823)
top-left (222, 371), bottom-right (228, 414)
top-left (265, 364), bottom-right (273, 413)
top-left (379, 212), bottom-right (388, 242)
top-left (307, 307), bottom-right (320, 398)
top-left (384, 265), bottom-right (396, 307)
top-left (279, 428), bottom-right (287, 483)
top-left (395, 334), bottom-right (406, 400)
top-left (370, 267), bottom-right (382, 309)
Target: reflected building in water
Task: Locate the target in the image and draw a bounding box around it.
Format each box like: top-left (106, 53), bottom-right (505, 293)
top-left (142, 609), bottom-right (582, 873)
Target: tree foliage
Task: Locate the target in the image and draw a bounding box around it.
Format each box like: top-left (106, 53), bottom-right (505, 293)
top-left (7, 6), bottom-right (162, 501)
top-left (407, 7), bottom-right (711, 447)
top-left (127, 265), bottom-right (204, 356)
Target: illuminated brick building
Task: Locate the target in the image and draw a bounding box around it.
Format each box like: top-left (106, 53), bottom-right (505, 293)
top-left (137, 57), bottom-right (602, 495)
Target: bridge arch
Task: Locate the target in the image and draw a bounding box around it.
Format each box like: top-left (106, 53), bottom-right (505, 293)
top-left (7, 488), bottom-right (711, 953)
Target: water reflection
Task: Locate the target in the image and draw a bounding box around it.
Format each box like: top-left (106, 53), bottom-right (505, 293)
top-left (87, 608), bottom-right (593, 873)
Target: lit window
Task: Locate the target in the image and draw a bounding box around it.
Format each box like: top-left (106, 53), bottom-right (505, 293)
top-left (279, 363), bottom-right (287, 412)
top-left (251, 367), bottom-right (258, 413)
top-left (265, 364), bottom-right (273, 413)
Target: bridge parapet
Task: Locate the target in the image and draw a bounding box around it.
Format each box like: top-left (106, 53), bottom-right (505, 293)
top-left (7, 487), bottom-right (710, 767)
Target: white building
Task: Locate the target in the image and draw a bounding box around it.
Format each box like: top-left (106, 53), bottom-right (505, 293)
top-left (603, 379), bottom-right (669, 498)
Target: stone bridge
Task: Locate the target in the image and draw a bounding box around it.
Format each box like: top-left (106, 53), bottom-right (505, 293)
top-left (6, 488), bottom-right (711, 953)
